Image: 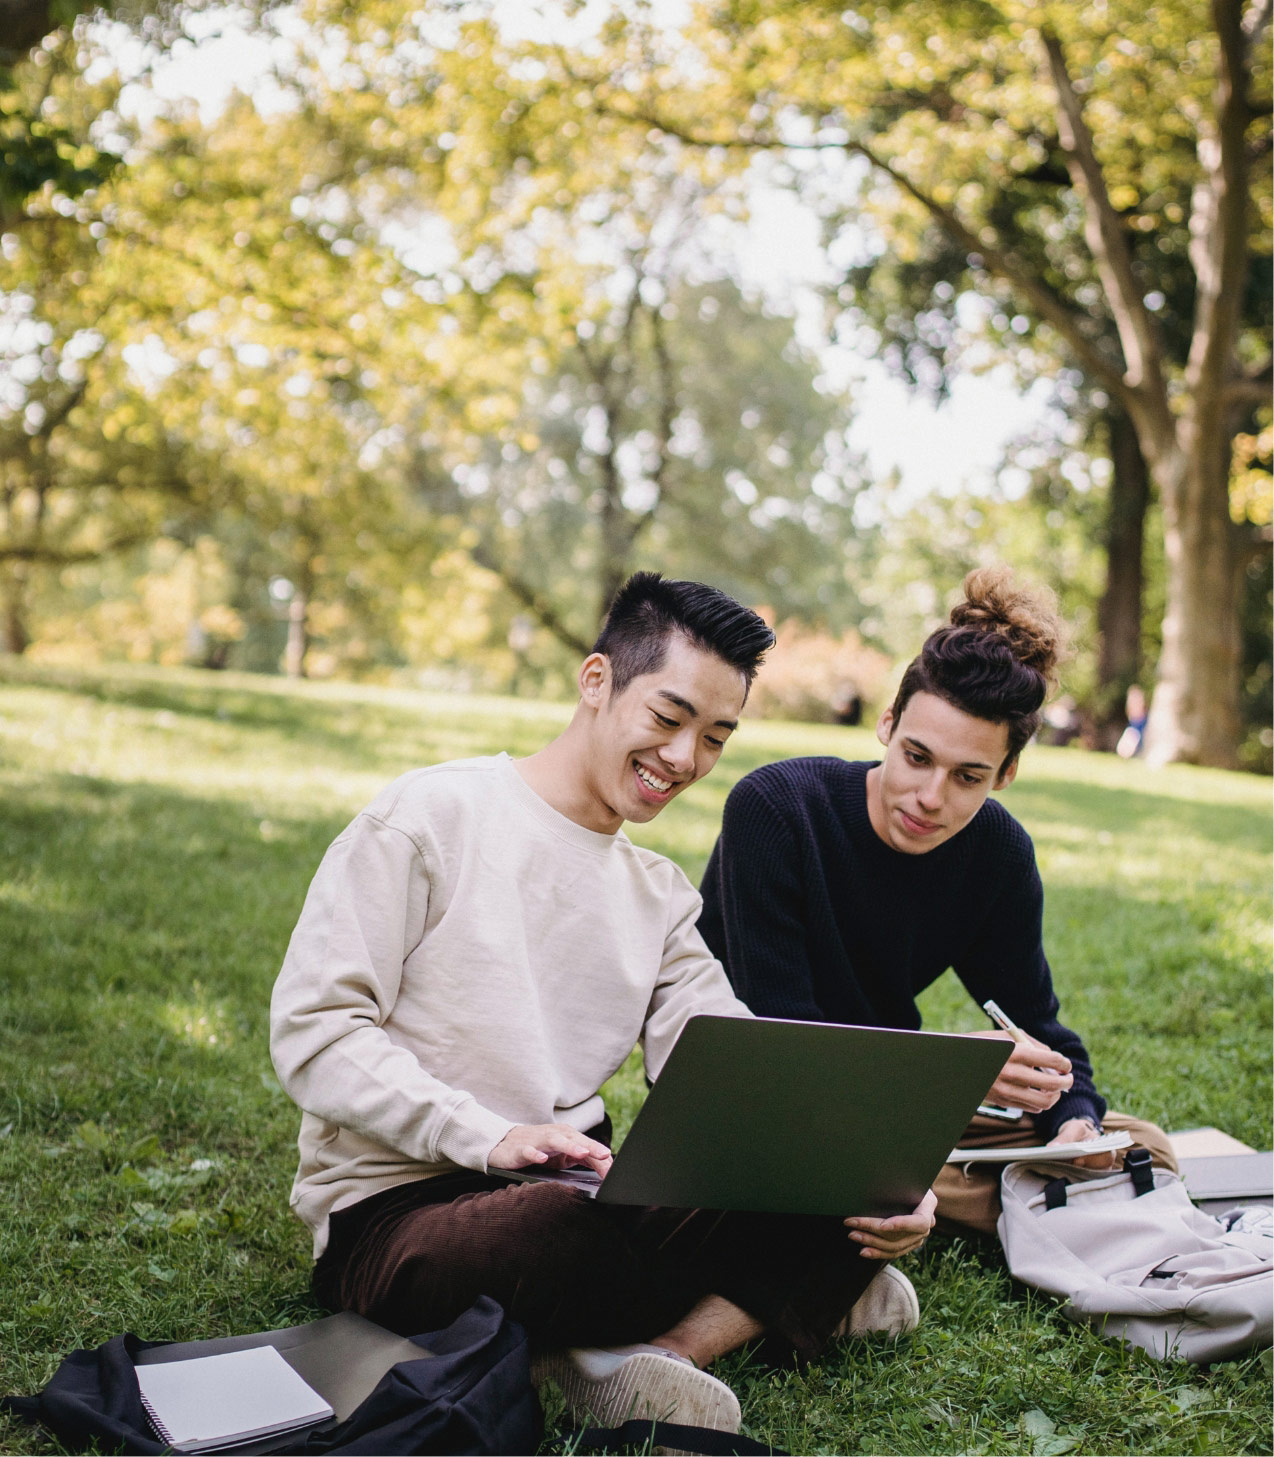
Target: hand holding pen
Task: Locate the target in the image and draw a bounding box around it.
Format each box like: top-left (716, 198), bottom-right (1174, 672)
top-left (971, 998), bottom-right (1073, 1114)
top-left (981, 1000), bottom-right (1118, 1166)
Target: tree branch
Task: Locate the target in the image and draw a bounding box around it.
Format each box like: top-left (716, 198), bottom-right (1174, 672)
top-left (1223, 378), bottom-right (1274, 408)
top-left (468, 540), bottom-right (592, 657)
top-left (32, 379), bottom-right (88, 440)
top-left (1042, 29), bottom-right (1167, 405)
top-left (0, 529), bottom-right (152, 565)
top-left (868, 84), bottom-right (1060, 150)
top-left (595, 99), bottom-right (1133, 402)
top-left (623, 298), bottom-right (680, 552)
top-left (646, 299), bottom-right (677, 513)
top-left (844, 135), bottom-right (1133, 402)
top-left (1184, 0), bottom-right (1256, 411)
top-left (1221, 353), bottom-right (1273, 406)
top-left (0, 380), bottom-right (91, 465)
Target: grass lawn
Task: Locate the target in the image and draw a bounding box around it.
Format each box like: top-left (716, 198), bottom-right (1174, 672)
top-left (0, 658), bottom-right (1270, 1456)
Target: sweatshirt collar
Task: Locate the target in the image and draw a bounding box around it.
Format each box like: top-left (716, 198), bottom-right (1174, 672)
top-left (497, 752), bottom-right (625, 857)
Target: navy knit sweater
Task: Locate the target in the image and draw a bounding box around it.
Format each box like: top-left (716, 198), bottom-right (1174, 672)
top-left (697, 757), bottom-right (1104, 1142)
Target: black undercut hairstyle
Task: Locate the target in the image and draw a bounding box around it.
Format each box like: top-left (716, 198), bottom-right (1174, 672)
top-left (592, 572), bottom-right (775, 700)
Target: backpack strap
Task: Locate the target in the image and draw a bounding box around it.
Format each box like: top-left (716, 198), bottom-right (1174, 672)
top-left (552, 1419), bottom-right (785, 1454)
top-left (1043, 1177), bottom-right (1070, 1210)
top-left (1124, 1146), bottom-right (1155, 1197)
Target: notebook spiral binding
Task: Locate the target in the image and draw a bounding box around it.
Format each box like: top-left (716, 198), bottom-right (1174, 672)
top-left (137, 1386), bottom-right (176, 1446)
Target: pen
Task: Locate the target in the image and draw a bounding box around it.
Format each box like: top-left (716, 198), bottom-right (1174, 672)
top-left (983, 997), bottom-right (1077, 1093)
top-left (982, 998), bottom-right (1028, 1042)
top-left (977, 999), bottom-right (1028, 1121)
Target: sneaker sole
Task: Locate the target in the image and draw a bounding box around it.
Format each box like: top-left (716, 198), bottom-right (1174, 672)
top-left (535, 1349), bottom-right (742, 1433)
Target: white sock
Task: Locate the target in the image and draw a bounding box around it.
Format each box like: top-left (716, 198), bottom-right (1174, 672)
top-left (570, 1343), bottom-right (695, 1378)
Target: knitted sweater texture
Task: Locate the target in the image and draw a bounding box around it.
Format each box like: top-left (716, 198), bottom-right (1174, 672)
top-left (697, 757), bottom-right (1104, 1142)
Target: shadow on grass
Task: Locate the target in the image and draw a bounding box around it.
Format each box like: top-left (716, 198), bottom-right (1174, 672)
top-left (1, 752), bottom-right (1271, 1455)
top-left (1, 662), bottom-right (565, 777)
top-left (1, 773), bottom-right (341, 1007)
top-left (1004, 779), bottom-right (1270, 854)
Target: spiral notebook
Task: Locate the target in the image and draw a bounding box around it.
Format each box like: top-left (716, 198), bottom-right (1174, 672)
top-left (134, 1344), bottom-right (334, 1453)
top-left (947, 1130), bottom-right (1134, 1164)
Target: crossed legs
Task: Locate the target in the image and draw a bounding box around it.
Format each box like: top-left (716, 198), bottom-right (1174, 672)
top-left (313, 1171), bottom-right (881, 1360)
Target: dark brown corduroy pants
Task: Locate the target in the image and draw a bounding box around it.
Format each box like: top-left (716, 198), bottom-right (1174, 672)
top-left (312, 1170), bottom-right (883, 1358)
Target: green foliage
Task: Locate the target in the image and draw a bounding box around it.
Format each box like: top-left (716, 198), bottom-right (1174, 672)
top-left (0, 660), bottom-right (1269, 1455)
top-left (1, 16), bottom-right (125, 224)
top-left (1, 1), bottom-right (1269, 763)
top-left (419, 276), bottom-right (867, 645)
top-left (0, 85), bottom-right (118, 228)
top-left (3, 11), bottom-right (872, 681)
top-left (564, 0), bottom-right (1272, 765)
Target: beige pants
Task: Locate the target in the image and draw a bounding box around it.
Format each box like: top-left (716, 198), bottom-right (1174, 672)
top-left (934, 1110), bottom-right (1179, 1235)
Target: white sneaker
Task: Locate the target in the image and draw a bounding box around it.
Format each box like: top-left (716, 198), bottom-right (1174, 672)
top-left (835, 1265), bottom-right (921, 1339)
top-left (533, 1342), bottom-right (742, 1434)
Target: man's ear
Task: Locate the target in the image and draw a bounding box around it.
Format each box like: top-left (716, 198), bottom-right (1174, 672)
top-left (994, 756), bottom-right (1019, 790)
top-left (875, 707), bottom-right (895, 749)
top-left (578, 652), bottom-right (610, 709)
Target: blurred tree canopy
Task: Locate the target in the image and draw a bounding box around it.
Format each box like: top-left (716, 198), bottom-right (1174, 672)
top-left (541, 0), bottom-right (1271, 767)
top-left (0, 0), bottom-right (1269, 767)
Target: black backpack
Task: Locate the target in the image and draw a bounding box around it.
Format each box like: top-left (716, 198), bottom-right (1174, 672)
top-left (1, 1296), bottom-right (540, 1456)
top-left (3, 1296), bottom-right (783, 1456)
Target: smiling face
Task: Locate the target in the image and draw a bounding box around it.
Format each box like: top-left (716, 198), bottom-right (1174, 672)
top-left (866, 690), bottom-right (1016, 855)
top-left (579, 631), bottom-right (747, 831)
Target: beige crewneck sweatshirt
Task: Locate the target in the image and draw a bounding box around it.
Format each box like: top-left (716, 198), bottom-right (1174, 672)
top-left (270, 752), bottom-right (751, 1256)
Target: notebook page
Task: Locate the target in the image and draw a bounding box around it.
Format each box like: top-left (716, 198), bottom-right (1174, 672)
top-left (134, 1345), bottom-right (333, 1451)
top-left (948, 1130), bottom-right (1134, 1164)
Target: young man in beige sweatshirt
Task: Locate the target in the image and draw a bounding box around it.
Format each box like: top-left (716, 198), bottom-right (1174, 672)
top-left (270, 573), bottom-right (935, 1436)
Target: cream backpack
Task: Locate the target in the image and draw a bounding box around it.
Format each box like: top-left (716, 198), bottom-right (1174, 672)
top-left (997, 1152), bottom-right (1273, 1363)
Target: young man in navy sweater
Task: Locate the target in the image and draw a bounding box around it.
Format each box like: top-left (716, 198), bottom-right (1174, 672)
top-left (698, 569), bottom-right (1176, 1234)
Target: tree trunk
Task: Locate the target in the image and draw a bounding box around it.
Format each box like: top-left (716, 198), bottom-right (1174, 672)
top-left (596, 437), bottom-right (631, 630)
top-left (1142, 434), bottom-right (1241, 768)
top-left (284, 589), bottom-right (308, 679)
top-left (1, 563), bottom-right (30, 655)
top-left (1140, 0), bottom-right (1253, 769)
top-left (1093, 408), bottom-right (1150, 750)
top-left (597, 551), bottom-right (627, 630)
top-left (0, 0), bottom-right (56, 58)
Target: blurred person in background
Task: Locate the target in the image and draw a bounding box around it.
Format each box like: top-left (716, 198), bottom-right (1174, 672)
top-left (1117, 684), bottom-right (1149, 759)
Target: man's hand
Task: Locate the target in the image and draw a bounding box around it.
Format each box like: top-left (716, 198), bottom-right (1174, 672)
top-left (970, 1029), bottom-right (1073, 1112)
top-left (488, 1123), bottom-right (614, 1176)
top-left (1050, 1117), bottom-right (1119, 1169)
top-left (844, 1188), bottom-right (937, 1259)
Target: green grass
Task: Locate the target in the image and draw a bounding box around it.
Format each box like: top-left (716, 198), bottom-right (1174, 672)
top-left (0, 658), bottom-right (1270, 1456)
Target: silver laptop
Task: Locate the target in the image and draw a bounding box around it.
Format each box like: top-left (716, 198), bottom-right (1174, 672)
top-left (504, 1015), bottom-right (1011, 1219)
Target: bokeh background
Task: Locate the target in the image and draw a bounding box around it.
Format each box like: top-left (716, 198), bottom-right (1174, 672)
top-left (2, 8), bottom-right (1272, 1453)
top-left (2, 0), bottom-right (1270, 767)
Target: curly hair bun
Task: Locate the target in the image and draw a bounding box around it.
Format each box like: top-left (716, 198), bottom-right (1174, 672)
top-left (949, 566), bottom-right (1066, 690)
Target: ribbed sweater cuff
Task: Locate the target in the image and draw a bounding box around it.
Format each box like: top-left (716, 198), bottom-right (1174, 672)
top-left (435, 1099), bottom-right (517, 1174)
top-left (1035, 1090), bottom-right (1104, 1144)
